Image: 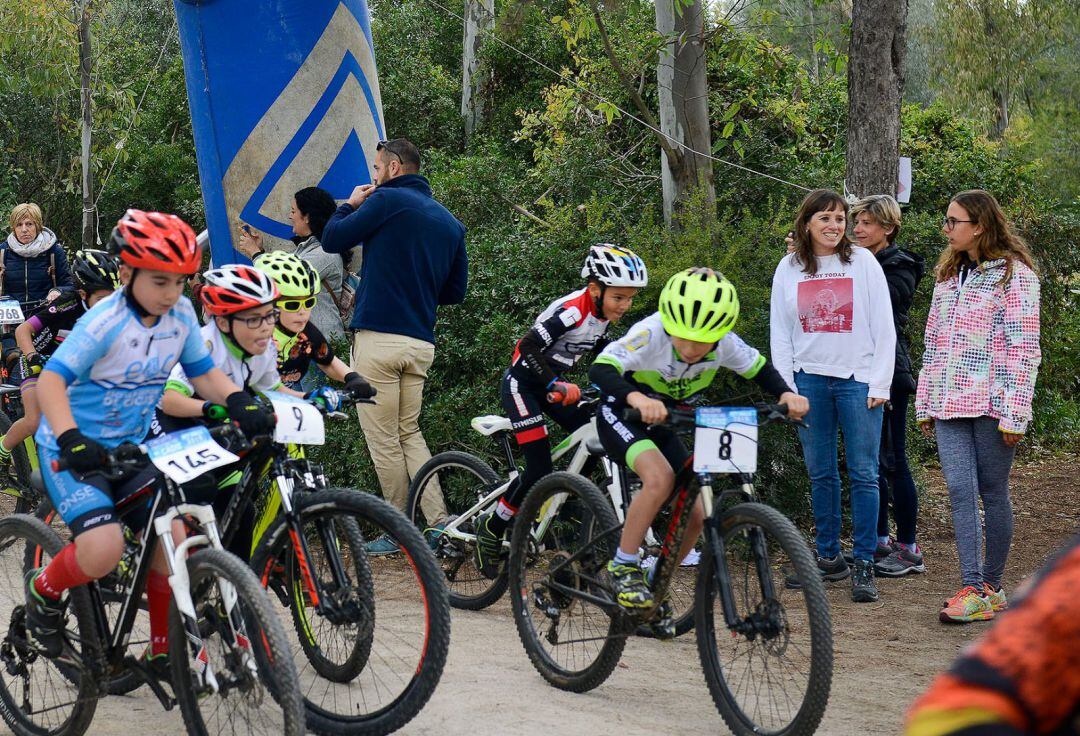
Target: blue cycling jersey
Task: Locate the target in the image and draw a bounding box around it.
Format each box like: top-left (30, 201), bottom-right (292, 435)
top-left (35, 291), bottom-right (215, 451)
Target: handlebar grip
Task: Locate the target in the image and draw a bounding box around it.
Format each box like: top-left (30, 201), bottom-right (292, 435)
top-left (622, 408), bottom-right (643, 423)
top-left (50, 459), bottom-right (65, 472)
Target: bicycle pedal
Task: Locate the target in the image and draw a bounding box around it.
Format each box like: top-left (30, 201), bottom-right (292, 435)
top-left (125, 655), bottom-right (176, 710)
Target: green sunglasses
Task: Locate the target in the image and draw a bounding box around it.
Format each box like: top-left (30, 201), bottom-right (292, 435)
top-left (277, 296), bottom-right (317, 312)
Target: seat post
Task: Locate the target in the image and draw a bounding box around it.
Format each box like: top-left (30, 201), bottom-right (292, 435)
top-left (498, 432), bottom-right (518, 476)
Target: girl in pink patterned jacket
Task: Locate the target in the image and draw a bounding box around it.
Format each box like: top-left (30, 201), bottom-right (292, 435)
top-left (916, 189), bottom-right (1041, 625)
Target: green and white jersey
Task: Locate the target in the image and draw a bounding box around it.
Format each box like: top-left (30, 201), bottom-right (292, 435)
top-left (594, 312), bottom-right (766, 401)
top-left (164, 322), bottom-right (282, 399)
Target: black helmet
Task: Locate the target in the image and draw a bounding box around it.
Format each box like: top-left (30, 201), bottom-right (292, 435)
top-left (72, 249), bottom-right (121, 293)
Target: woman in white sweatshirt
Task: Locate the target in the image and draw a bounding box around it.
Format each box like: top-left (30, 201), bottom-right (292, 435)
top-left (770, 189), bottom-right (896, 603)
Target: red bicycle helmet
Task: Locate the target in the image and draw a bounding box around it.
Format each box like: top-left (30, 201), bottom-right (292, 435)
top-left (109, 209), bottom-right (200, 274)
top-left (200, 265), bottom-right (280, 316)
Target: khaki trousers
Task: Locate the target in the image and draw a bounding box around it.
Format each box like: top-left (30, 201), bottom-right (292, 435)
top-left (351, 330), bottom-right (446, 519)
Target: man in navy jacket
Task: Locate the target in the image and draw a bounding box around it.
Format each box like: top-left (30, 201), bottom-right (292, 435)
top-left (322, 139), bottom-right (465, 550)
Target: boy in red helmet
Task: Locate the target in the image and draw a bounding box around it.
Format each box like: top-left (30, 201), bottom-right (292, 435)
top-left (24, 210), bottom-right (276, 675)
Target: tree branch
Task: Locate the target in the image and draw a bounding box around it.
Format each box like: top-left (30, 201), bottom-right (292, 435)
top-left (585, 0), bottom-right (683, 168)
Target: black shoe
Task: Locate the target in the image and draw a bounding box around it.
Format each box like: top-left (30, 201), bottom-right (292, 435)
top-left (785, 554), bottom-right (849, 589)
top-left (142, 650), bottom-right (172, 685)
top-left (24, 568), bottom-right (65, 658)
top-left (851, 559), bottom-right (879, 603)
top-left (473, 513), bottom-right (506, 580)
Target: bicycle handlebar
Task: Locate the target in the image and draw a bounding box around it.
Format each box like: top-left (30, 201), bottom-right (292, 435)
top-left (51, 423), bottom-right (250, 478)
top-left (622, 401), bottom-right (806, 429)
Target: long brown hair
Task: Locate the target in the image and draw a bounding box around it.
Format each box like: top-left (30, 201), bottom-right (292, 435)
top-left (935, 190), bottom-right (1037, 283)
top-left (791, 189), bottom-right (853, 275)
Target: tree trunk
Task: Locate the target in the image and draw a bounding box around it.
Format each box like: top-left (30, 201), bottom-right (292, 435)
top-left (655, 0), bottom-right (715, 228)
top-left (806, 0), bottom-right (820, 82)
top-left (78, 1), bottom-right (95, 248)
top-left (461, 0), bottom-right (495, 140)
top-left (990, 86), bottom-right (1009, 140)
top-left (845, 0), bottom-right (907, 199)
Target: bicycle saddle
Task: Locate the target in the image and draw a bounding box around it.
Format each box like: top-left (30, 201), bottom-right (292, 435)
top-left (585, 436), bottom-right (605, 455)
top-left (471, 415), bottom-right (512, 436)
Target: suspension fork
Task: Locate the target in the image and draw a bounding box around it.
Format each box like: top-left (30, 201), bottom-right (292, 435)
top-left (272, 460), bottom-right (325, 611)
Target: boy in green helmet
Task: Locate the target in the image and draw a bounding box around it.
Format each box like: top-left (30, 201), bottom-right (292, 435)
top-left (252, 251), bottom-right (374, 399)
top-left (588, 268), bottom-right (808, 637)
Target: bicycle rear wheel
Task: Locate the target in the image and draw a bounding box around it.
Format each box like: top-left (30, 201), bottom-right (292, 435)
top-left (170, 547), bottom-right (305, 736)
top-left (695, 502), bottom-right (832, 736)
top-left (508, 471), bottom-right (626, 693)
top-left (0, 514), bottom-right (101, 736)
top-left (252, 488), bottom-right (451, 736)
top-left (407, 451), bottom-right (508, 610)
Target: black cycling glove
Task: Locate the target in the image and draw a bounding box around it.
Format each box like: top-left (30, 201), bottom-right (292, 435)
top-left (225, 391), bottom-right (276, 438)
top-left (344, 372), bottom-right (376, 399)
top-left (57, 428), bottom-right (108, 474)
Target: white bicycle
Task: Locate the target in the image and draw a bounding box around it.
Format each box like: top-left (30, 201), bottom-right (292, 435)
top-left (406, 393), bottom-right (701, 634)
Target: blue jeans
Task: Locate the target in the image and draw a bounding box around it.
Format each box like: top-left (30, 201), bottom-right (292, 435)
top-left (794, 371), bottom-right (883, 562)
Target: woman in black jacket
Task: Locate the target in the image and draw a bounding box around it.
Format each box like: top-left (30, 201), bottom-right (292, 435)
top-left (849, 195), bottom-right (927, 576)
top-left (3, 203), bottom-right (73, 309)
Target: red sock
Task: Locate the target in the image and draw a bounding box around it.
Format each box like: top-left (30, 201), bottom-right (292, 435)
top-left (34, 543), bottom-right (93, 600)
top-left (146, 571), bottom-right (172, 657)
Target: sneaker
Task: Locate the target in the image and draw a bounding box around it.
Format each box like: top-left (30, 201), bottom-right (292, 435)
top-left (874, 545), bottom-right (926, 577)
top-left (641, 549), bottom-right (700, 571)
top-left (423, 522), bottom-right (448, 552)
top-left (364, 534), bottom-right (400, 557)
top-left (982, 583), bottom-right (1008, 613)
top-left (940, 586), bottom-right (995, 623)
top-left (649, 596), bottom-right (676, 640)
top-left (785, 554), bottom-right (850, 589)
top-left (142, 649), bottom-right (172, 685)
top-left (24, 568), bottom-right (65, 657)
top-left (843, 540), bottom-right (895, 566)
top-left (607, 560), bottom-right (654, 609)
top-left (472, 513), bottom-right (505, 580)
top-left (851, 559), bottom-right (879, 603)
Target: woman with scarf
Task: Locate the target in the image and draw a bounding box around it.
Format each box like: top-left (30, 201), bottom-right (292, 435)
top-left (2, 203), bottom-right (73, 360)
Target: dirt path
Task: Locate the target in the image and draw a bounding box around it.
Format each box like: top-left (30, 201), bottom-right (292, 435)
top-left (14, 456), bottom-right (1080, 735)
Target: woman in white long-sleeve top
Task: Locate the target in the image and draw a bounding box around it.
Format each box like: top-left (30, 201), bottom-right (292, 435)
top-left (770, 188), bottom-right (896, 603)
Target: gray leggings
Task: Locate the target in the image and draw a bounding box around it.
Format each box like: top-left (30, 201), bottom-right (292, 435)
top-left (935, 417), bottom-right (1017, 589)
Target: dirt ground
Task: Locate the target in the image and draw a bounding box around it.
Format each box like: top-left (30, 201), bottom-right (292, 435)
top-left (13, 456), bottom-right (1080, 736)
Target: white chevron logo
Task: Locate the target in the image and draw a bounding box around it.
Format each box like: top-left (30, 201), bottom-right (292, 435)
top-left (222, 2), bottom-right (384, 243)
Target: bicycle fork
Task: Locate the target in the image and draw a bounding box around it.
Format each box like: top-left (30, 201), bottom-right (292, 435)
top-left (701, 478), bottom-right (781, 636)
top-left (156, 502), bottom-right (254, 694)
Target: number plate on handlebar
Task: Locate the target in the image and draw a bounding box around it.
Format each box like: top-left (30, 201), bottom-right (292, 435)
top-left (693, 407), bottom-right (758, 474)
top-left (265, 391), bottom-right (325, 445)
top-left (0, 299), bottom-right (24, 326)
top-left (147, 426), bottom-right (240, 484)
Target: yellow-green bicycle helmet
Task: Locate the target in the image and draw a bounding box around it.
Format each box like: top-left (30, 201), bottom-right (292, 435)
top-left (252, 250), bottom-right (321, 298)
top-left (658, 267), bottom-right (740, 342)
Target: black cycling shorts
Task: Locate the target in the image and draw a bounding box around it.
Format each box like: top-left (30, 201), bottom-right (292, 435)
top-left (595, 401), bottom-right (689, 474)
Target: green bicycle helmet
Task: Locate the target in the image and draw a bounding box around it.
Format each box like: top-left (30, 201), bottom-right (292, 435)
top-left (658, 267), bottom-right (740, 343)
top-left (252, 250), bottom-right (321, 298)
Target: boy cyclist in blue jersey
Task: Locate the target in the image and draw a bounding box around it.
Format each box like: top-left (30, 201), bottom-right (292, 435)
top-left (24, 209), bottom-right (276, 674)
top-left (473, 244), bottom-right (648, 578)
top-left (589, 268), bottom-right (808, 637)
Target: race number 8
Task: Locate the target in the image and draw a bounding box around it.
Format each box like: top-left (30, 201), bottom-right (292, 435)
top-left (718, 430), bottom-right (733, 460)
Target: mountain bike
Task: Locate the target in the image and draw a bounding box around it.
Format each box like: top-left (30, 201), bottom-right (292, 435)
top-left (32, 388), bottom-right (452, 736)
top-left (0, 423), bottom-right (306, 736)
top-left (408, 393), bottom-right (700, 637)
top-left (0, 384), bottom-right (41, 515)
top-left (507, 403), bottom-right (833, 736)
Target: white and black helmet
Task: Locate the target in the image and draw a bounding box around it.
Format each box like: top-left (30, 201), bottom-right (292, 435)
top-left (581, 244), bottom-right (648, 288)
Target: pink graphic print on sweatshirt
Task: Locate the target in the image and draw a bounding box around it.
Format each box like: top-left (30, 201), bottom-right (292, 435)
top-left (797, 277), bottom-right (853, 333)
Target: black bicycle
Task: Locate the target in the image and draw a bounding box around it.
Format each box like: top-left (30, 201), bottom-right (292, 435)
top-left (507, 403), bottom-right (833, 736)
top-left (0, 423), bottom-right (306, 736)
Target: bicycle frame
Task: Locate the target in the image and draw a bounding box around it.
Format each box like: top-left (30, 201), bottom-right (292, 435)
top-left (438, 416), bottom-right (603, 547)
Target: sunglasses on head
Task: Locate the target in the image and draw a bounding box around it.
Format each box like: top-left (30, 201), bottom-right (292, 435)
top-left (277, 296), bottom-right (317, 312)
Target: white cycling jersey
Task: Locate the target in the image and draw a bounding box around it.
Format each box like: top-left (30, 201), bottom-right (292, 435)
top-left (165, 321), bottom-right (281, 399)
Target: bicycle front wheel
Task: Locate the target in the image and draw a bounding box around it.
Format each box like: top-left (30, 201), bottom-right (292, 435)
top-left (0, 514), bottom-right (101, 736)
top-left (508, 471), bottom-right (626, 693)
top-left (252, 488), bottom-right (451, 736)
top-left (170, 547), bottom-right (306, 736)
top-left (695, 502), bottom-right (833, 736)
top-left (407, 451), bottom-right (508, 610)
